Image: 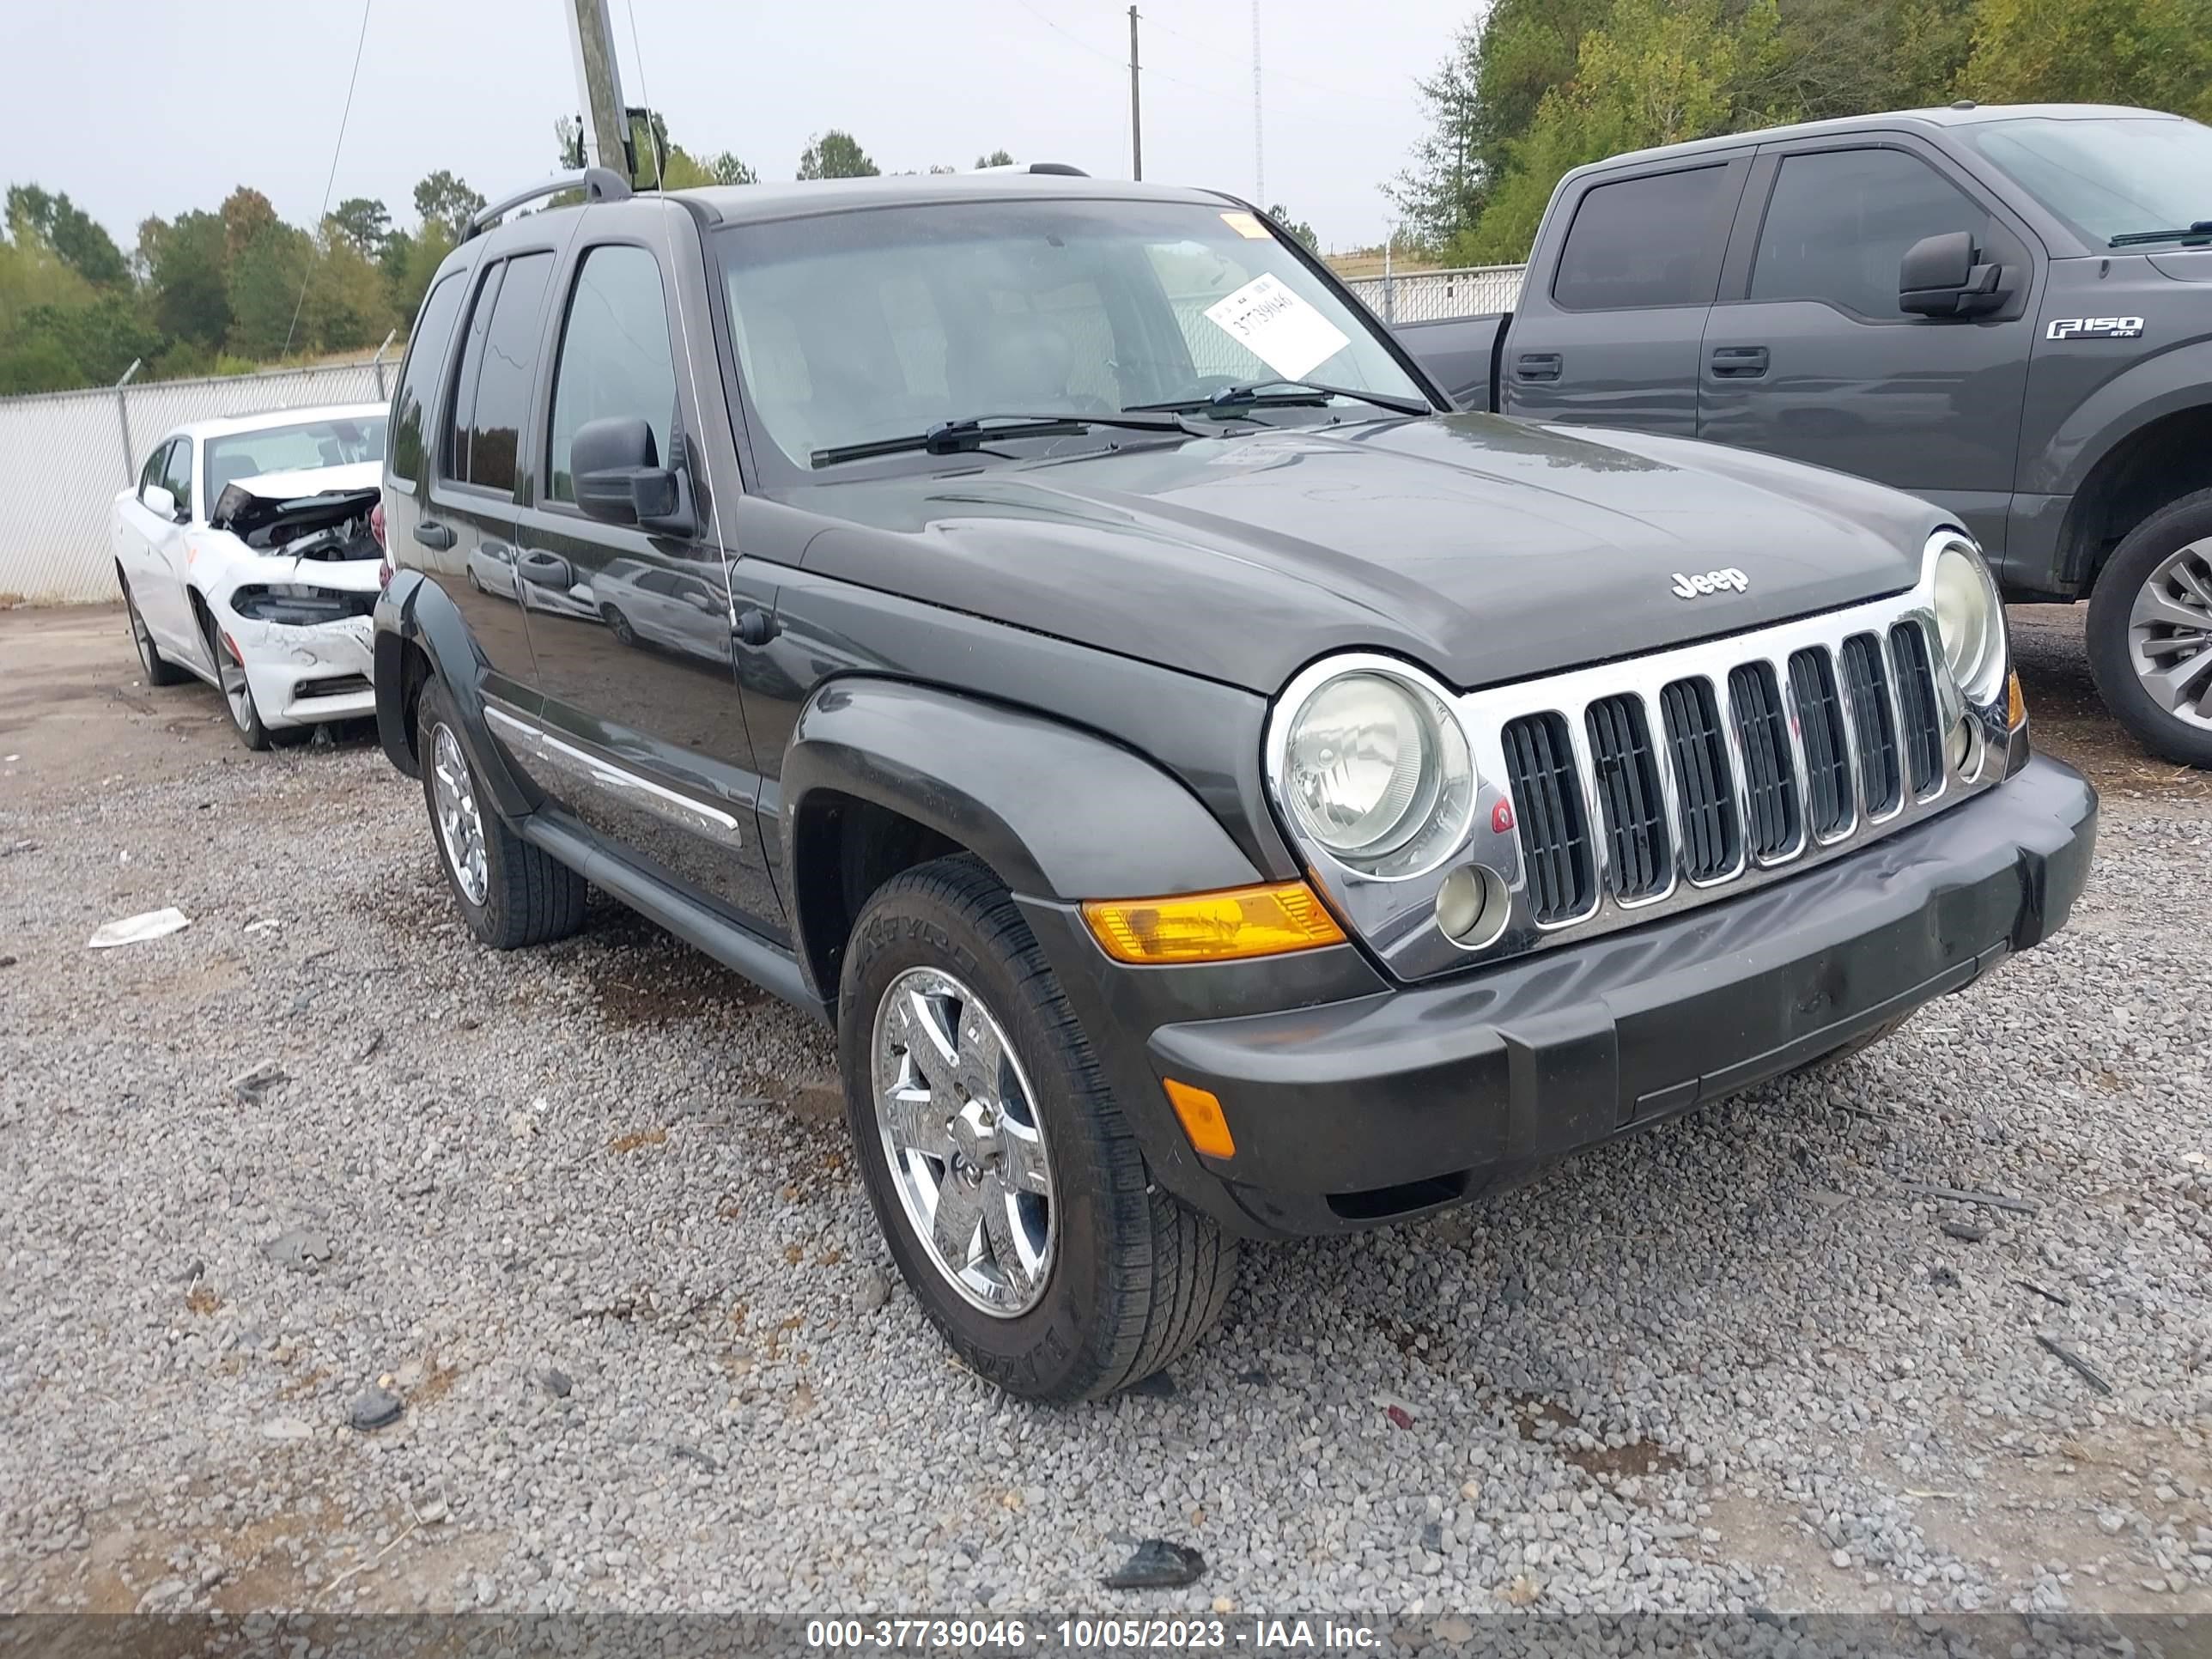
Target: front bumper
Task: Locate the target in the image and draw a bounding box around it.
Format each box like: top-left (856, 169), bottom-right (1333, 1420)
top-left (228, 611), bottom-right (378, 729)
top-left (1030, 756), bottom-right (2095, 1239)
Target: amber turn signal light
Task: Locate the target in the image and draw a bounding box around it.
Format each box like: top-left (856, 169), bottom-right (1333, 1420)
top-left (1163, 1079), bottom-right (1236, 1159)
top-left (1081, 881), bottom-right (1346, 964)
top-left (2007, 669), bottom-right (2027, 731)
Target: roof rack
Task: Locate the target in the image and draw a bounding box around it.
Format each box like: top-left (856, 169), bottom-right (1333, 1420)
top-left (465, 167), bottom-right (632, 240)
top-left (969, 161), bottom-right (1091, 177)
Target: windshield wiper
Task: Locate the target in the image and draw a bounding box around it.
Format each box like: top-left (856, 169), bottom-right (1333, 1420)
top-left (810, 410), bottom-right (1203, 469)
top-left (1129, 378), bottom-right (1432, 419)
top-left (2109, 220), bottom-right (2212, 247)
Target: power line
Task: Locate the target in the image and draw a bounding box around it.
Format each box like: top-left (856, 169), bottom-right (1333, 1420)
top-left (281, 0), bottom-right (374, 360)
top-left (1133, 6), bottom-right (1404, 105)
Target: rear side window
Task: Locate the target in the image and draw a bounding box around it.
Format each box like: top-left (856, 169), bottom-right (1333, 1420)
top-left (389, 270), bottom-right (467, 489)
top-left (1750, 148), bottom-right (1990, 319)
top-left (161, 437), bottom-right (194, 519)
top-left (445, 252), bottom-right (554, 494)
top-left (546, 244), bottom-right (678, 503)
top-left (1553, 165), bottom-right (1734, 311)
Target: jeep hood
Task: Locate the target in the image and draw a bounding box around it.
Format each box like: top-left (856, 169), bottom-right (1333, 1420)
top-left (208, 460), bottom-right (381, 546)
top-left (794, 414), bottom-right (1947, 695)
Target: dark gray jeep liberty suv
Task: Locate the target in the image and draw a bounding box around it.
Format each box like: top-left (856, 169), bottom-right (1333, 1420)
top-left (373, 166), bottom-right (2095, 1400)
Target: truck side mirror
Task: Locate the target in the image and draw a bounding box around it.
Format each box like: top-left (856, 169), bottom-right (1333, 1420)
top-left (1900, 231), bottom-right (2008, 318)
top-left (572, 416), bottom-right (695, 537)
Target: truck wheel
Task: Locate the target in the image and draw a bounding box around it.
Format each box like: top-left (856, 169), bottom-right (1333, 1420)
top-left (2087, 489), bottom-right (2212, 769)
top-left (838, 854), bottom-right (1237, 1401)
top-left (416, 675), bottom-right (586, 949)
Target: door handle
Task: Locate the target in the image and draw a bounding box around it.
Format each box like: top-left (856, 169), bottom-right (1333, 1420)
top-left (1709, 345), bottom-right (1770, 379)
top-left (413, 520), bottom-right (455, 550)
top-left (733, 606), bottom-right (779, 647)
top-left (516, 550), bottom-right (574, 589)
top-left (1515, 351), bottom-right (1563, 383)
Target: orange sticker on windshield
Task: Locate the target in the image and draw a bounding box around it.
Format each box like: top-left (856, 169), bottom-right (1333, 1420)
top-left (1219, 210), bottom-right (1269, 240)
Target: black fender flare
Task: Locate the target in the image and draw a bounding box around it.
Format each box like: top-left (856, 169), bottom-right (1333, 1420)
top-left (372, 569), bottom-right (537, 820)
top-left (780, 675), bottom-right (1265, 911)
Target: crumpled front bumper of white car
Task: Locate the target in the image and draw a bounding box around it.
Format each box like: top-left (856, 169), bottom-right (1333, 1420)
top-left (205, 562), bottom-right (382, 729)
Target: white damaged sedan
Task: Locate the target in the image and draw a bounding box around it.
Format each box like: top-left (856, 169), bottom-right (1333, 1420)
top-left (112, 404), bottom-right (387, 749)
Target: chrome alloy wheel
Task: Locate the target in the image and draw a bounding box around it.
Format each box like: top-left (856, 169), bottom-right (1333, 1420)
top-left (213, 637), bottom-right (255, 732)
top-left (2129, 537), bottom-right (2212, 732)
top-left (429, 723), bottom-right (490, 906)
top-left (871, 967), bottom-right (1055, 1317)
top-left (127, 596), bottom-right (157, 676)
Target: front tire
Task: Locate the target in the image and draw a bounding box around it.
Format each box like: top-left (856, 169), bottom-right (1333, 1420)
top-left (415, 675), bottom-right (586, 950)
top-left (2087, 489), bottom-right (2212, 769)
top-left (838, 854), bottom-right (1236, 1401)
top-left (121, 579), bottom-right (191, 687)
top-left (198, 606), bottom-right (279, 751)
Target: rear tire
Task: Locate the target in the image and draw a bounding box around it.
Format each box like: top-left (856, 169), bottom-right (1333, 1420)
top-left (838, 854), bottom-right (1236, 1401)
top-left (2087, 488), bottom-right (2212, 769)
top-left (416, 675), bottom-right (586, 950)
top-left (121, 579), bottom-right (191, 687)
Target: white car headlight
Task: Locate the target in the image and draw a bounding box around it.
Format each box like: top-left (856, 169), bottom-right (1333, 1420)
top-left (1282, 668), bottom-right (1472, 872)
top-left (1931, 539), bottom-right (2005, 706)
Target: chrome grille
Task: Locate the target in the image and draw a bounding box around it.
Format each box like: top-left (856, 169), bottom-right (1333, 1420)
top-left (1467, 602), bottom-right (1966, 958)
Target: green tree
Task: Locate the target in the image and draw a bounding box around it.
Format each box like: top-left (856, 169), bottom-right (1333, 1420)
top-left (1958, 0), bottom-right (2212, 117)
top-left (4, 184), bottom-right (129, 288)
top-left (412, 170), bottom-right (485, 241)
top-left (975, 149), bottom-right (1015, 168)
top-left (225, 220), bottom-right (313, 359)
top-left (710, 151), bottom-right (760, 185)
top-left (328, 197), bottom-right (394, 259)
top-left (303, 231), bottom-right (395, 350)
top-left (798, 131), bottom-right (880, 179)
top-left (148, 210), bottom-right (231, 349)
top-left (1267, 204), bottom-right (1321, 250)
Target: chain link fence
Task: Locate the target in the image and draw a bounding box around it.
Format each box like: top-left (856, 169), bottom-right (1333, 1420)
top-left (1344, 264), bottom-right (1526, 325)
top-left (0, 355), bottom-right (392, 605)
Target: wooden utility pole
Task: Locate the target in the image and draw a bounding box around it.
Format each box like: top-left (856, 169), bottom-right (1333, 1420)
top-left (564, 0), bottom-right (629, 176)
top-left (1128, 6), bottom-right (1143, 182)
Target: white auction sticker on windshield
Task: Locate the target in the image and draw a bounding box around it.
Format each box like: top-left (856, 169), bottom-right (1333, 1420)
top-left (1202, 274), bottom-right (1351, 382)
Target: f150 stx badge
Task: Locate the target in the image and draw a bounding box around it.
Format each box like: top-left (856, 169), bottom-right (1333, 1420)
top-left (1670, 567), bottom-right (1751, 599)
top-left (2047, 316), bottom-right (2146, 339)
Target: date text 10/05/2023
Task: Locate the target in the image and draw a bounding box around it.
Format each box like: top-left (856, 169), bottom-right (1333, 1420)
top-left (803, 1618), bottom-right (1383, 1651)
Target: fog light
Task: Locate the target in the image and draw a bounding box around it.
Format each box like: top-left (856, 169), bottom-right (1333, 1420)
top-left (1947, 714), bottom-right (1983, 780)
top-left (1435, 864), bottom-right (1509, 949)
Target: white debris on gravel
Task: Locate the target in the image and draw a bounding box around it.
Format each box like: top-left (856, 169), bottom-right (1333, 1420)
top-left (2, 729), bottom-right (2209, 1619)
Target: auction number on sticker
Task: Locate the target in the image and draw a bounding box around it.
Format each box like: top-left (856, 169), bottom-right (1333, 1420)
top-left (805, 1620), bottom-right (1031, 1649)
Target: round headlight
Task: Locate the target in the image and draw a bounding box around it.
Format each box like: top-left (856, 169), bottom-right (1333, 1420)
top-left (1283, 671), bottom-right (1471, 870)
top-left (1932, 541), bottom-right (2005, 705)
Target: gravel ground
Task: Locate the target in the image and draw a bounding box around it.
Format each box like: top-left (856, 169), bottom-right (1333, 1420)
top-left (1, 603), bottom-right (2209, 1620)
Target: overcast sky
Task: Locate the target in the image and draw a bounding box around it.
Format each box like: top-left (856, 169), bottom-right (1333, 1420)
top-left (6, 0), bottom-right (1468, 255)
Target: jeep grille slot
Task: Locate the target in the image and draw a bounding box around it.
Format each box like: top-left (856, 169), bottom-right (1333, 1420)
top-left (1788, 647), bottom-right (1852, 839)
top-left (1501, 712), bottom-right (1596, 923)
top-left (1584, 694), bottom-right (1669, 900)
top-left (1658, 678), bottom-right (1741, 882)
top-left (1890, 621), bottom-right (1942, 796)
top-left (1838, 634), bottom-right (1902, 816)
top-left (1726, 661), bottom-right (1801, 862)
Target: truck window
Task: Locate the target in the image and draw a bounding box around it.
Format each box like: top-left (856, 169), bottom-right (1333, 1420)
top-left (546, 244), bottom-right (678, 503)
top-left (389, 270), bottom-right (468, 489)
top-left (453, 252), bottom-right (554, 494)
top-left (1750, 148), bottom-right (1990, 319)
top-left (1552, 166), bottom-right (1733, 311)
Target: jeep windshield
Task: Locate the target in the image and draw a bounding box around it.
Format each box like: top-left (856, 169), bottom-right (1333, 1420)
top-left (1960, 114), bottom-right (2212, 249)
top-left (715, 197), bottom-right (1430, 476)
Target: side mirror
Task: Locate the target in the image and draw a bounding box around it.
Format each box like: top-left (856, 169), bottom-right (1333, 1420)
top-left (1900, 230), bottom-right (2007, 318)
top-left (142, 483), bottom-right (179, 521)
top-left (572, 416), bottom-right (695, 536)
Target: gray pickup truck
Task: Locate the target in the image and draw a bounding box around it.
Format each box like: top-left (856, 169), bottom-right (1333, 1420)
top-left (1395, 102), bottom-right (2212, 767)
